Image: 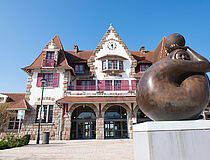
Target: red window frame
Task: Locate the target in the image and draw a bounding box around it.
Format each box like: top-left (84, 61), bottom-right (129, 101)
top-left (75, 64), bottom-right (85, 73)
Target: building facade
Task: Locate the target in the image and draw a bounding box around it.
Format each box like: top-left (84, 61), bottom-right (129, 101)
top-left (1, 24), bottom-right (209, 140)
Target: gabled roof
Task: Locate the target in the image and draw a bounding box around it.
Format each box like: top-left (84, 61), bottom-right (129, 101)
top-left (87, 24), bottom-right (137, 76)
top-left (22, 35), bottom-right (73, 72)
top-left (1, 93), bottom-right (30, 110)
top-left (152, 36), bottom-right (167, 62)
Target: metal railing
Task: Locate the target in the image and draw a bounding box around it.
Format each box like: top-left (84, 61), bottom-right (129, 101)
top-left (67, 85), bottom-right (136, 91)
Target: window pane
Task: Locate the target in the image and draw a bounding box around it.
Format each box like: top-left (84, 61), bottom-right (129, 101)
top-left (141, 65), bottom-right (146, 72)
top-left (114, 80), bottom-right (121, 90)
top-left (108, 61), bottom-right (112, 69)
top-left (48, 105), bottom-right (53, 123)
top-left (113, 60), bottom-right (117, 69)
top-left (8, 122), bottom-right (14, 129)
top-left (15, 122), bottom-right (19, 129)
top-left (47, 52), bottom-right (54, 59)
top-left (105, 80), bottom-right (112, 90)
top-left (48, 74), bottom-right (53, 86)
top-left (44, 73), bottom-right (53, 86)
top-left (75, 65), bottom-right (79, 72)
top-left (119, 61), bottom-right (123, 70)
top-left (102, 61), bottom-right (106, 70)
top-left (79, 65), bottom-right (84, 72)
top-left (42, 105), bottom-right (47, 123)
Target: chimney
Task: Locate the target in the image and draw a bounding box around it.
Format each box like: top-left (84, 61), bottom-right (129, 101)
top-left (140, 46), bottom-right (145, 53)
top-left (74, 45), bottom-right (79, 53)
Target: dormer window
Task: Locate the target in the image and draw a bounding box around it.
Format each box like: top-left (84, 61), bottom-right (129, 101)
top-left (46, 51), bottom-right (54, 59)
top-left (140, 64), bottom-right (150, 72)
top-left (75, 64), bottom-right (84, 73)
top-left (43, 51), bottom-right (55, 67)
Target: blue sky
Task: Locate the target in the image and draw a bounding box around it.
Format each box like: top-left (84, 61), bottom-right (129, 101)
top-left (0, 0), bottom-right (210, 93)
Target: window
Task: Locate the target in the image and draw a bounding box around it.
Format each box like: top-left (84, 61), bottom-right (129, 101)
top-left (8, 113), bottom-right (19, 129)
top-left (0, 97), bottom-right (4, 103)
top-left (102, 61), bottom-right (106, 70)
top-left (140, 64), bottom-right (150, 72)
top-left (37, 73), bottom-right (59, 87)
top-left (105, 80), bottom-right (112, 90)
top-left (113, 60), bottom-right (117, 69)
top-left (36, 105), bottom-right (54, 123)
top-left (119, 61), bottom-right (123, 70)
top-left (103, 60), bottom-right (124, 70)
top-left (46, 51), bottom-right (54, 59)
top-left (44, 73), bottom-right (53, 87)
top-left (114, 80), bottom-right (121, 90)
top-left (108, 61), bottom-right (112, 69)
top-left (75, 64), bottom-right (84, 73)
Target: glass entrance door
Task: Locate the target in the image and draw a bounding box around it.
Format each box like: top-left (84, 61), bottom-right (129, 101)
top-left (77, 121), bottom-right (95, 139)
top-left (104, 105), bottom-right (128, 139)
top-left (70, 106), bottom-right (96, 140)
top-left (104, 120), bottom-right (128, 139)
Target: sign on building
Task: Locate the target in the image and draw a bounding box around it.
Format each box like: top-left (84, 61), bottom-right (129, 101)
top-left (17, 110), bottom-right (25, 119)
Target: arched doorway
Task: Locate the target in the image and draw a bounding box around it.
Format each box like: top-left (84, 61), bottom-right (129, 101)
top-left (137, 109), bottom-right (151, 123)
top-left (104, 105), bottom-right (128, 139)
top-left (71, 106), bottom-right (96, 139)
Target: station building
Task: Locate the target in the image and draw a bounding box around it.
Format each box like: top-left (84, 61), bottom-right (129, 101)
top-left (1, 24), bottom-right (209, 140)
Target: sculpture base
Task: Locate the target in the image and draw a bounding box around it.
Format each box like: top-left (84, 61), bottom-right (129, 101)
top-left (133, 120), bottom-right (210, 160)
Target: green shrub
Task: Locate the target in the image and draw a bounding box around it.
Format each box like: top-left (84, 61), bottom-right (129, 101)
top-left (0, 133), bottom-right (30, 150)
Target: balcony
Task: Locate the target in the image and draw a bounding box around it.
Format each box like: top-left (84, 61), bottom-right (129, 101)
top-left (42, 59), bottom-right (55, 67)
top-left (67, 85), bottom-right (136, 91)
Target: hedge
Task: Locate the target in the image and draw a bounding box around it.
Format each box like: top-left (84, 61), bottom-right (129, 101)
top-left (0, 134), bottom-right (30, 150)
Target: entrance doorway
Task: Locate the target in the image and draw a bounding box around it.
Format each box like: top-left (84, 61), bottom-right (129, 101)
top-left (104, 106), bottom-right (128, 139)
top-left (71, 106), bottom-right (96, 139)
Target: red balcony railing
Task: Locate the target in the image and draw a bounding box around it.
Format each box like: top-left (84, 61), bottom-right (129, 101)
top-left (67, 85), bottom-right (136, 91)
top-left (43, 59), bottom-right (55, 67)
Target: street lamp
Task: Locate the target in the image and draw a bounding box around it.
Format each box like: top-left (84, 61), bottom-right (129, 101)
top-left (36, 78), bottom-right (47, 144)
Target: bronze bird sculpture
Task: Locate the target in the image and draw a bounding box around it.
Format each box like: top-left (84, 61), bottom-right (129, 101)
top-left (136, 33), bottom-right (210, 121)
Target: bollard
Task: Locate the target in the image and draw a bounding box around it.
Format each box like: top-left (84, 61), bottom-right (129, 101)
top-left (42, 132), bottom-right (49, 144)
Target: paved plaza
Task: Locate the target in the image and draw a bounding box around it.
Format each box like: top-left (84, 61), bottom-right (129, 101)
top-left (0, 139), bottom-right (134, 160)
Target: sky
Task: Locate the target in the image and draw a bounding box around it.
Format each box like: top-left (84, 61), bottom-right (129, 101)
top-left (0, 0), bottom-right (210, 93)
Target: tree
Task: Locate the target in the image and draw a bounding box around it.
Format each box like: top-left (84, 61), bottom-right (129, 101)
top-left (0, 103), bottom-right (15, 132)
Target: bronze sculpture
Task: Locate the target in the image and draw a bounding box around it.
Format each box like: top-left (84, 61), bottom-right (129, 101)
top-left (136, 33), bottom-right (210, 121)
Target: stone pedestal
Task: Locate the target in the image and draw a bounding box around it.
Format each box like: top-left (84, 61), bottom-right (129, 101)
top-left (133, 120), bottom-right (210, 160)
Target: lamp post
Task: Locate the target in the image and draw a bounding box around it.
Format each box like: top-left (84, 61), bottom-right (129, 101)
top-left (36, 78), bottom-right (47, 144)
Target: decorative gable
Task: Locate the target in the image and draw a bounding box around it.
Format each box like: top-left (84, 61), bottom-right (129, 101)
top-left (87, 24), bottom-right (137, 77)
top-left (42, 36), bottom-right (62, 67)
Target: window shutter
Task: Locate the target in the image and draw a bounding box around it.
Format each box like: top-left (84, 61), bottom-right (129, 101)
top-left (98, 80), bottom-right (105, 90)
top-left (53, 73), bottom-right (59, 87)
top-left (37, 73), bottom-right (43, 87)
top-left (121, 80), bottom-right (129, 90)
top-left (131, 80), bottom-right (137, 90)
